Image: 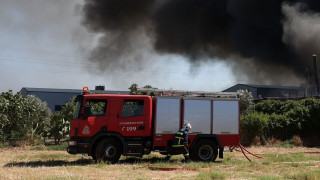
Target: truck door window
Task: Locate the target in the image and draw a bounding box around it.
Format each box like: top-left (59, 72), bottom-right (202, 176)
top-left (121, 100), bottom-right (144, 118)
top-left (73, 101), bottom-right (82, 119)
top-left (84, 99), bottom-right (107, 117)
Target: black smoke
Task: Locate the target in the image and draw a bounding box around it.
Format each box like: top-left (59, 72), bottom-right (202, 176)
top-left (82, 0), bottom-right (320, 85)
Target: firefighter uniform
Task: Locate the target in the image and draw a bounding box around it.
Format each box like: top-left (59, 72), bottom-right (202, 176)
top-left (165, 128), bottom-right (189, 162)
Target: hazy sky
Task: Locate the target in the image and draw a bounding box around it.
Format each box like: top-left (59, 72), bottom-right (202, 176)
top-left (0, 0), bottom-right (237, 93)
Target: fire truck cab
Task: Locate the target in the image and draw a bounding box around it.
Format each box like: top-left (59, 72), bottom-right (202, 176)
top-left (67, 88), bottom-right (240, 163)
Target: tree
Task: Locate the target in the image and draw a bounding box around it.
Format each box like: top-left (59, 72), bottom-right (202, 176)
top-left (45, 97), bottom-right (75, 144)
top-left (48, 113), bottom-right (65, 144)
top-left (59, 97), bottom-right (76, 137)
top-left (0, 91), bottom-right (28, 143)
top-left (128, 84), bottom-right (158, 96)
top-left (0, 92), bottom-right (10, 143)
top-left (237, 89), bottom-right (254, 115)
top-left (129, 84), bottom-right (139, 95)
top-left (0, 90), bottom-right (52, 145)
top-left (25, 95), bottom-right (51, 143)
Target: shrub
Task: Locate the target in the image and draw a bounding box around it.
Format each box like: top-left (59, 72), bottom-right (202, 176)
top-left (252, 136), bottom-right (262, 146)
top-left (292, 135), bottom-right (302, 146)
top-left (241, 98), bottom-right (320, 146)
top-left (241, 112), bottom-right (269, 145)
top-left (277, 139), bottom-right (294, 148)
top-left (265, 137), bottom-right (281, 147)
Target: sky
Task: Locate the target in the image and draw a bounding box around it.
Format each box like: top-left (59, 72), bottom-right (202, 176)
top-left (0, 0), bottom-right (238, 93)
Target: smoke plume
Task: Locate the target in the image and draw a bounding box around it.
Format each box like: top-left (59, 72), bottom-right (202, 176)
top-left (82, 0), bottom-right (320, 85)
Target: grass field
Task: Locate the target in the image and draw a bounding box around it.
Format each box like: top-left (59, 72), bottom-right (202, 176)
top-left (0, 146), bottom-right (319, 180)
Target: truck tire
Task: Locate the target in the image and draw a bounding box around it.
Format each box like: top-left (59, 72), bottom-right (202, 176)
top-left (95, 138), bottom-right (122, 164)
top-left (91, 153), bottom-right (96, 161)
top-left (192, 140), bottom-right (218, 162)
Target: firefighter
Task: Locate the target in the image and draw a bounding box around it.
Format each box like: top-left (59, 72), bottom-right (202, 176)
top-left (165, 123), bottom-right (192, 162)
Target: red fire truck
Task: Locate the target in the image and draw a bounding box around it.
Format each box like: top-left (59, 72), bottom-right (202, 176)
top-left (67, 87), bottom-right (240, 163)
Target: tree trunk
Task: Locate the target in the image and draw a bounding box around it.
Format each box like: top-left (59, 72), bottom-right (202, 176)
top-left (43, 136), bottom-right (46, 146)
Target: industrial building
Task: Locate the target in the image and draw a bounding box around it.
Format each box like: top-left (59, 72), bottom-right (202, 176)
top-left (223, 84), bottom-right (307, 99)
top-left (20, 84), bottom-right (313, 113)
top-left (20, 87), bottom-right (129, 113)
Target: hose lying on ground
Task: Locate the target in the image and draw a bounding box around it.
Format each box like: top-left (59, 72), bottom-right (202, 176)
top-left (230, 144), bottom-right (265, 162)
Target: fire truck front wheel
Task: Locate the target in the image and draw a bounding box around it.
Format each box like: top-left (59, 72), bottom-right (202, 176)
top-left (192, 139), bottom-right (218, 162)
top-left (95, 138), bottom-right (122, 164)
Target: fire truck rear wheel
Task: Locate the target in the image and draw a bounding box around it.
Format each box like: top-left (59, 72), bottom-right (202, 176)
top-left (192, 140), bottom-right (218, 162)
top-left (95, 138), bottom-right (122, 164)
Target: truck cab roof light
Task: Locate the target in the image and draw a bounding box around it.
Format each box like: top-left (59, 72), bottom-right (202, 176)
top-left (82, 87), bottom-right (90, 95)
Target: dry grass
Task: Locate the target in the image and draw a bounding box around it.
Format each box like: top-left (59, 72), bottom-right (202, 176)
top-left (0, 146), bottom-right (319, 180)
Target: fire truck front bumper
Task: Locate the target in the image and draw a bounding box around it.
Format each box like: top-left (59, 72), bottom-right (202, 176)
top-left (67, 139), bottom-right (89, 154)
top-left (67, 145), bottom-right (77, 154)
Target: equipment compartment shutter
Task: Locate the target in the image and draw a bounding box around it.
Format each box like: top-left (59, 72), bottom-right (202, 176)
top-left (184, 99), bottom-right (211, 134)
top-left (155, 98), bottom-right (180, 134)
top-left (213, 100), bottom-right (239, 134)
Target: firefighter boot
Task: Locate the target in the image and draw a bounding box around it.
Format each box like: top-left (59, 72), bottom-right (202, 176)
top-left (165, 154), bottom-right (171, 161)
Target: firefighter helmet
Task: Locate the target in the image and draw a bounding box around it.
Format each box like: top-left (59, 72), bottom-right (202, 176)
top-left (183, 123), bottom-right (192, 131)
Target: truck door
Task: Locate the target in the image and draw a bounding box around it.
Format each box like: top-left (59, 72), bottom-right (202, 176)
top-left (119, 97), bottom-right (150, 136)
top-left (79, 98), bottom-right (108, 137)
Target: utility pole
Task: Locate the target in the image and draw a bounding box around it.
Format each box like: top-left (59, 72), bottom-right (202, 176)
top-left (313, 54), bottom-right (319, 95)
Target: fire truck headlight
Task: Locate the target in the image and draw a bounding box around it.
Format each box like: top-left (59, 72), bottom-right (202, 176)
top-left (68, 141), bottom-right (77, 146)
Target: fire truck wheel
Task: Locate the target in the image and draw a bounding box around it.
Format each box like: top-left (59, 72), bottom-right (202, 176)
top-left (95, 138), bottom-right (122, 164)
top-left (192, 140), bottom-right (218, 162)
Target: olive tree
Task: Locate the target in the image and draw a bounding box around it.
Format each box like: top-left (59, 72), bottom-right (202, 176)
top-left (0, 91), bottom-right (51, 145)
top-left (237, 89), bottom-right (254, 115)
top-left (129, 84), bottom-right (158, 96)
top-left (25, 95), bottom-right (51, 143)
top-left (0, 91), bottom-right (28, 143)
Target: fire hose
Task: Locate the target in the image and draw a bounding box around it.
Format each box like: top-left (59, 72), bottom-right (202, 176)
top-left (230, 144), bottom-right (265, 162)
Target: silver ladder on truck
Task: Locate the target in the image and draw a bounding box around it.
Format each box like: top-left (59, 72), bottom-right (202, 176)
top-left (136, 88), bottom-right (238, 98)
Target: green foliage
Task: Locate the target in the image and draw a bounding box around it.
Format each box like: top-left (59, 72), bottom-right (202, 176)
top-left (129, 83), bottom-right (139, 95)
top-left (25, 95), bottom-right (51, 143)
top-left (0, 90), bottom-right (75, 146)
top-left (277, 139), bottom-right (295, 148)
top-left (0, 91), bottom-right (51, 144)
top-left (242, 98), bottom-right (320, 145)
top-left (241, 112), bottom-right (269, 143)
top-left (0, 91), bottom-right (28, 142)
top-left (300, 98), bottom-right (320, 136)
top-left (45, 97), bottom-right (75, 144)
top-left (59, 97), bottom-right (75, 125)
top-left (47, 114), bottom-right (68, 145)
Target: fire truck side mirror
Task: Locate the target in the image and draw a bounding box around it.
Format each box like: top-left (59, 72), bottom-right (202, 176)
top-left (83, 106), bottom-right (91, 119)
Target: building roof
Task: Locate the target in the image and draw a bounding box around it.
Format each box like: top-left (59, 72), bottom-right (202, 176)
top-left (234, 84), bottom-right (303, 90)
top-left (21, 87), bottom-right (130, 94)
